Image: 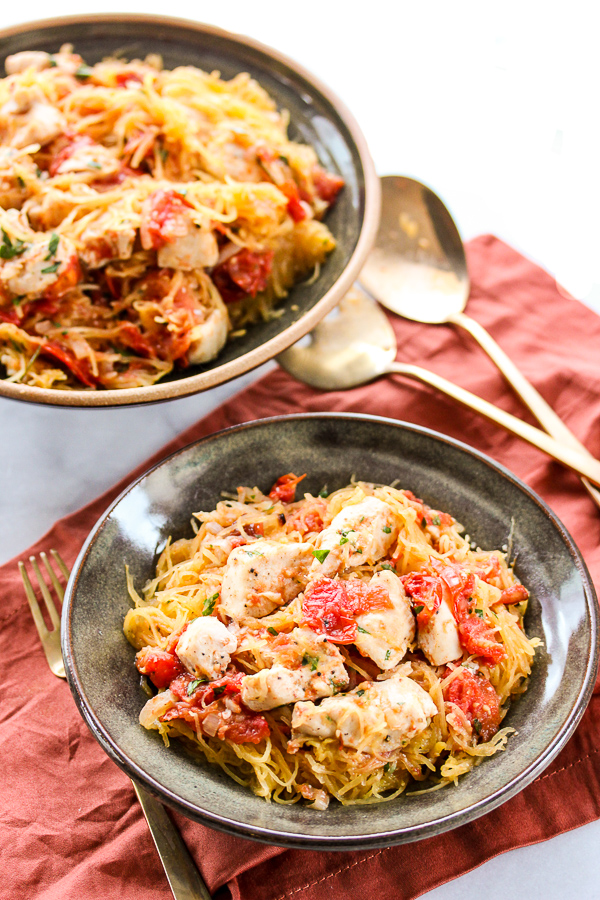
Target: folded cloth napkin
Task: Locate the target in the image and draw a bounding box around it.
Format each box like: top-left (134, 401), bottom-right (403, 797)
top-left (2, 235), bottom-right (600, 900)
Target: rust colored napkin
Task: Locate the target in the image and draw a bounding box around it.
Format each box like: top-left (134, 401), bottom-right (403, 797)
top-left (2, 235), bottom-right (600, 900)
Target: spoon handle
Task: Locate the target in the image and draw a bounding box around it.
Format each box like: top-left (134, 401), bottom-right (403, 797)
top-left (448, 310), bottom-right (600, 507)
top-left (390, 361), bottom-right (600, 487)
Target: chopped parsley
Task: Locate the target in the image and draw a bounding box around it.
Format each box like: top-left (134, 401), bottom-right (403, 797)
top-left (339, 535), bottom-right (349, 546)
top-left (302, 653), bottom-right (320, 671)
top-left (0, 229), bottom-right (27, 260)
top-left (17, 175), bottom-right (26, 189)
top-left (385, 649), bottom-right (391, 661)
top-left (318, 488), bottom-right (329, 498)
top-left (356, 689), bottom-right (365, 697)
top-left (75, 64), bottom-right (93, 80)
top-left (312, 549), bottom-right (330, 564)
top-left (382, 525), bottom-right (392, 534)
top-left (381, 563), bottom-right (395, 571)
top-left (356, 625), bottom-right (370, 635)
top-left (87, 160), bottom-right (102, 170)
top-left (212, 685), bottom-right (226, 697)
top-left (472, 718), bottom-right (482, 735)
top-left (202, 592), bottom-right (219, 616)
top-left (432, 515), bottom-right (441, 526)
top-left (41, 262), bottom-right (61, 275)
top-left (159, 147), bottom-right (169, 163)
top-left (267, 626), bottom-right (278, 636)
top-left (187, 678), bottom-right (207, 695)
top-left (413, 604), bottom-right (424, 615)
top-left (383, 762), bottom-right (395, 774)
top-left (421, 517), bottom-right (427, 528)
top-left (475, 608), bottom-right (484, 619)
top-left (45, 233), bottom-right (59, 260)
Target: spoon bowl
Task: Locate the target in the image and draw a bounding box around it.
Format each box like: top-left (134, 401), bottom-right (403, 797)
top-left (360, 175), bottom-right (468, 323)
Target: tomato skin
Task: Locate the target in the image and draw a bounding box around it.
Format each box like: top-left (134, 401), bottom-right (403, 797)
top-left (39, 341), bottom-right (98, 387)
top-left (303, 577), bottom-right (392, 643)
top-left (43, 255), bottom-right (82, 302)
top-left (498, 584), bottom-right (529, 605)
top-left (48, 135), bottom-right (94, 177)
top-left (444, 669), bottom-right (501, 741)
top-left (212, 249), bottom-right (274, 304)
top-left (164, 670), bottom-right (270, 744)
top-left (141, 189), bottom-right (193, 250)
top-left (136, 647), bottom-right (185, 688)
top-left (115, 71), bottom-right (143, 87)
top-left (402, 571), bottom-right (444, 628)
top-left (280, 182), bottom-right (306, 221)
top-left (453, 589), bottom-right (507, 666)
top-left (268, 472), bottom-right (306, 503)
top-left (312, 166), bottom-right (345, 204)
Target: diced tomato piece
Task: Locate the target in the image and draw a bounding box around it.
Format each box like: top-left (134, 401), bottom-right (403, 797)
top-left (269, 472), bottom-right (306, 503)
top-left (212, 249), bottom-right (274, 304)
top-left (280, 182), bottom-right (307, 222)
top-left (115, 71), bottom-right (143, 87)
top-left (402, 571), bottom-right (445, 628)
top-left (0, 307), bottom-right (19, 325)
top-left (222, 713), bottom-right (270, 744)
top-left (39, 341), bottom-right (98, 387)
top-left (43, 255), bottom-right (82, 303)
top-left (136, 647), bottom-right (185, 688)
top-left (497, 584), bottom-right (529, 605)
top-left (474, 554), bottom-right (502, 583)
top-left (312, 166), bottom-right (345, 204)
top-left (169, 669), bottom-right (244, 705)
top-left (140, 189), bottom-right (193, 250)
top-left (243, 522), bottom-right (264, 538)
top-left (48, 135), bottom-right (94, 177)
top-left (453, 583), bottom-right (506, 666)
top-left (444, 669), bottom-right (502, 741)
top-left (303, 577), bottom-right (392, 643)
top-left (117, 322), bottom-right (155, 358)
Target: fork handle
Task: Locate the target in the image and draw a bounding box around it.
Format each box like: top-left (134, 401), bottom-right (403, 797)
top-left (132, 781), bottom-right (212, 900)
top-left (449, 310), bottom-right (600, 509)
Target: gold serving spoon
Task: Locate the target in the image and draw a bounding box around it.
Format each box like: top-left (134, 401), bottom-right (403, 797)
top-left (278, 289), bottom-right (600, 487)
top-left (360, 174), bottom-right (600, 508)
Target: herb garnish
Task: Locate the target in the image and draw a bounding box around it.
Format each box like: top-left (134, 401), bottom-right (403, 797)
top-left (472, 718), bottom-right (482, 735)
top-left (75, 64), bottom-right (93, 80)
top-left (187, 678), bottom-right (207, 695)
top-left (41, 262), bottom-right (61, 275)
top-left (302, 653), bottom-right (319, 671)
top-left (382, 525), bottom-right (392, 533)
top-left (267, 626), bottom-right (278, 636)
top-left (356, 625), bottom-right (370, 635)
top-left (202, 592), bottom-right (219, 616)
top-left (45, 233), bottom-right (59, 260)
top-left (413, 604), bottom-right (424, 615)
top-left (432, 515), bottom-right (441, 526)
top-left (312, 549), bottom-right (330, 564)
top-left (0, 229), bottom-right (27, 260)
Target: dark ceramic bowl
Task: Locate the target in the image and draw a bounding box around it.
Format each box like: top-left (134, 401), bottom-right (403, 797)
top-left (0, 15), bottom-right (379, 408)
top-left (62, 414), bottom-right (599, 849)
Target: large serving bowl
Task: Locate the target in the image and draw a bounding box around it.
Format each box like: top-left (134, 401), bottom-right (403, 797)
top-left (0, 15), bottom-right (379, 407)
top-left (62, 413), bottom-right (599, 849)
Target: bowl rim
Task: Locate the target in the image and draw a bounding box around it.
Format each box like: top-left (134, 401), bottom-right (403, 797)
top-left (0, 13), bottom-right (380, 408)
top-left (62, 412), bottom-right (600, 849)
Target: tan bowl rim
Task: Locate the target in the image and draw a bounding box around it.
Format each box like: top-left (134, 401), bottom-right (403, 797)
top-left (0, 13), bottom-right (380, 408)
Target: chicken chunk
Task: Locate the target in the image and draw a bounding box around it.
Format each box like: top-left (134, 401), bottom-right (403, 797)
top-left (221, 539), bottom-right (313, 620)
top-left (78, 215), bottom-right (136, 268)
top-left (291, 674), bottom-right (437, 754)
top-left (0, 232), bottom-right (80, 300)
top-left (0, 86), bottom-right (66, 149)
top-left (353, 570), bottom-right (415, 669)
top-left (175, 616), bottom-right (237, 681)
top-left (140, 189), bottom-right (219, 270)
top-left (4, 51), bottom-right (52, 75)
top-left (50, 137), bottom-right (121, 180)
top-left (157, 222), bottom-right (219, 271)
top-left (186, 292), bottom-right (229, 365)
top-left (240, 627), bottom-right (349, 711)
top-left (310, 497), bottom-right (398, 578)
top-left (417, 597), bottom-right (462, 666)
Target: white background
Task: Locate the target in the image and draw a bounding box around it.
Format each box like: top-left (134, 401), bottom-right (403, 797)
top-left (1, 2), bottom-right (599, 897)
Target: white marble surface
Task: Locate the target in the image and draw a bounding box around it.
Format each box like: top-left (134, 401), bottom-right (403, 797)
top-left (1, 2), bottom-right (599, 897)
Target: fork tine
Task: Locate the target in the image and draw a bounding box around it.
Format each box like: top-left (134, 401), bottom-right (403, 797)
top-left (19, 561), bottom-right (50, 639)
top-left (51, 549), bottom-right (70, 581)
top-left (41, 551), bottom-right (65, 603)
top-left (29, 556), bottom-right (61, 630)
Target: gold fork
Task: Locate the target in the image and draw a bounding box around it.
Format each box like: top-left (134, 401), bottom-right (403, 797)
top-left (20, 550), bottom-right (211, 900)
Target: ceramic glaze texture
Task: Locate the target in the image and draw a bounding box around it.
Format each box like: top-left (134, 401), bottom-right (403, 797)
top-left (62, 414), bottom-right (599, 849)
top-left (0, 15), bottom-right (379, 407)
